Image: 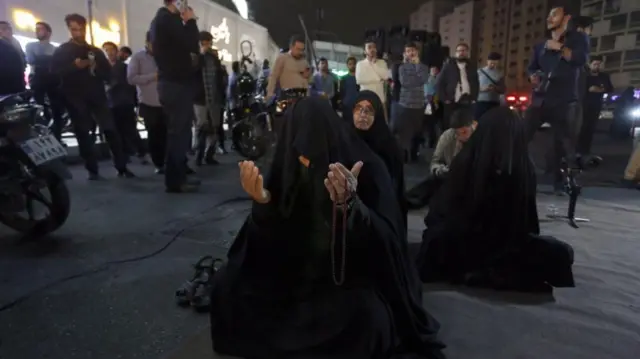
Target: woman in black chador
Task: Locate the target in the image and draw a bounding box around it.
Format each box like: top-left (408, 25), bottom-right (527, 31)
top-left (349, 90), bottom-right (407, 229)
top-left (417, 107), bottom-right (575, 292)
top-left (210, 98), bottom-right (446, 358)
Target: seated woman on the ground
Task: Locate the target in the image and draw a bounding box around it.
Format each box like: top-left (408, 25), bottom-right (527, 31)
top-left (349, 90), bottom-right (407, 229)
top-left (406, 108), bottom-right (476, 209)
top-left (210, 97), bottom-right (446, 359)
top-left (416, 107), bottom-right (575, 292)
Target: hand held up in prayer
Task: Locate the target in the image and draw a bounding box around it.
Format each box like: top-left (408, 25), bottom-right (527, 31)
top-left (239, 161), bottom-right (270, 204)
top-left (324, 162), bottom-right (363, 205)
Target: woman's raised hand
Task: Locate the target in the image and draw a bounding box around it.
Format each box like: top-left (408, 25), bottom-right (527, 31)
top-left (239, 161), bottom-right (270, 204)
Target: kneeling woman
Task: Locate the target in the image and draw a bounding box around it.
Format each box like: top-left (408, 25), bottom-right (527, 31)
top-left (211, 98), bottom-right (446, 358)
top-left (349, 90), bottom-right (407, 229)
top-left (416, 107), bottom-right (575, 292)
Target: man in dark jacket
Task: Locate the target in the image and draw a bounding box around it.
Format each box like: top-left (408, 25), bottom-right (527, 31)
top-left (0, 21), bottom-right (26, 96)
top-left (103, 41), bottom-right (147, 161)
top-left (25, 22), bottom-right (66, 140)
top-left (150, 0), bottom-right (200, 193)
top-left (525, 5), bottom-right (589, 193)
top-left (436, 42), bottom-right (479, 130)
top-left (193, 31), bottom-right (225, 166)
top-left (52, 14), bottom-right (134, 179)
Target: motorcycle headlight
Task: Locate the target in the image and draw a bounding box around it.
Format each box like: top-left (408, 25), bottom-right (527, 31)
top-left (631, 108), bottom-right (640, 118)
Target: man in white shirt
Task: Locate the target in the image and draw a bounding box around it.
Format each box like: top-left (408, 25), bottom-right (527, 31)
top-left (355, 40), bottom-right (389, 106)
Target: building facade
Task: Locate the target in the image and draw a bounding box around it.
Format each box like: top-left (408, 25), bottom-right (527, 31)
top-left (583, 0), bottom-right (640, 89)
top-left (410, 0), bottom-right (455, 32)
top-left (312, 40), bottom-right (363, 73)
top-left (475, 0), bottom-right (550, 92)
top-left (1, 0), bottom-right (275, 67)
top-left (439, 1), bottom-right (477, 60)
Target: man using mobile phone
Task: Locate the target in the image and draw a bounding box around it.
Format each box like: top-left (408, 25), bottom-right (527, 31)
top-left (150, 0), bottom-right (200, 193)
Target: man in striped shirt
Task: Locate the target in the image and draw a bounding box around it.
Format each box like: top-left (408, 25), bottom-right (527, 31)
top-left (392, 42), bottom-right (429, 162)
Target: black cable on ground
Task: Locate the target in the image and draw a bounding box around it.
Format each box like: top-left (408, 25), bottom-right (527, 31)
top-left (0, 196), bottom-right (252, 313)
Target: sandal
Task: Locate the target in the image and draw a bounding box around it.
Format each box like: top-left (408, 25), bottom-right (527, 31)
top-left (175, 256), bottom-right (223, 310)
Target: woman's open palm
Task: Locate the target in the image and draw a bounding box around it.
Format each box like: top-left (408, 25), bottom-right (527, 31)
top-left (239, 161), bottom-right (269, 203)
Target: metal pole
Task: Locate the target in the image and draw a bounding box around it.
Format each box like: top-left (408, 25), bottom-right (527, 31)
top-left (87, 0), bottom-right (95, 45)
top-left (298, 15), bottom-right (318, 67)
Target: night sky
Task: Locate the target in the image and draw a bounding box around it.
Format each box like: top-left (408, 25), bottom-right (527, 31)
top-left (248, 0), bottom-right (428, 47)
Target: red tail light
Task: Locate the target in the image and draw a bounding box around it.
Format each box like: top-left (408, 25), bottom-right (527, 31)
top-left (506, 96), bottom-right (516, 102)
top-left (518, 96), bottom-right (528, 102)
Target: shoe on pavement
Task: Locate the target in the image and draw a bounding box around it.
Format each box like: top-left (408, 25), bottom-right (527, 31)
top-left (117, 168), bottom-right (136, 178)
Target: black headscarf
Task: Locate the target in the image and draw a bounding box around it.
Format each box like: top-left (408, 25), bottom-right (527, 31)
top-left (421, 106), bottom-right (539, 266)
top-left (447, 106), bottom-right (539, 237)
top-left (349, 90), bottom-right (407, 229)
top-left (226, 97), bottom-right (445, 357)
top-left (418, 107), bottom-right (575, 290)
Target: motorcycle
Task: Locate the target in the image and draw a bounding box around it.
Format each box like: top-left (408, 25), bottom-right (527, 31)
top-left (229, 40), bottom-right (275, 160)
top-left (229, 92), bottom-right (274, 160)
top-left (0, 91), bottom-right (72, 237)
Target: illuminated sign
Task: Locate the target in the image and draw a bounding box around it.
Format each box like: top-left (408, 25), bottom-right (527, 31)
top-left (11, 8), bottom-right (120, 46)
top-left (212, 46), bottom-right (233, 62)
top-left (211, 18), bottom-right (231, 45)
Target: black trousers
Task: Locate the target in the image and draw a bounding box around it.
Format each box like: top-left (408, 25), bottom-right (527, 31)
top-left (32, 83), bottom-right (66, 140)
top-left (525, 102), bottom-right (581, 184)
top-left (64, 94), bottom-right (127, 173)
top-left (111, 105), bottom-right (146, 156)
top-left (139, 104), bottom-right (167, 168)
top-left (577, 104), bottom-right (601, 155)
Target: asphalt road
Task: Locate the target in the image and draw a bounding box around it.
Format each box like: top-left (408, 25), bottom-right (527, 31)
top-left (0, 155), bottom-right (253, 359)
top-left (0, 130), bottom-right (636, 359)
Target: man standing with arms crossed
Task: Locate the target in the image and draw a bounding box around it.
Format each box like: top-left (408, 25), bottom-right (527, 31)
top-left (356, 40), bottom-right (389, 115)
top-left (150, 0), bottom-right (200, 193)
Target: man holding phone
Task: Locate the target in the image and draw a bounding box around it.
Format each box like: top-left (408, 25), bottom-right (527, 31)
top-left (150, 0), bottom-right (200, 193)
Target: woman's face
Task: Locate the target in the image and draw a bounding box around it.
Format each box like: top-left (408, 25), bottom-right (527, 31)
top-left (353, 100), bottom-right (375, 130)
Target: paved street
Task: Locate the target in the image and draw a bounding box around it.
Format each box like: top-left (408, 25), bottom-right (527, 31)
top-left (0, 130), bottom-right (638, 359)
top-left (0, 156), bottom-right (252, 359)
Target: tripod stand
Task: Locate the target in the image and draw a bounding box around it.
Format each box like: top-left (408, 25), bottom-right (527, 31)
top-left (546, 161), bottom-right (590, 228)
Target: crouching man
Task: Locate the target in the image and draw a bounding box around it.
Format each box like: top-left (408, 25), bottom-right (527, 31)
top-left (406, 108), bottom-right (476, 208)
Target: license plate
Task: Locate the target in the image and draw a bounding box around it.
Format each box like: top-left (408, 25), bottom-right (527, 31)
top-left (20, 135), bottom-right (67, 165)
top-left (600, 110), bottom-right (613, 119)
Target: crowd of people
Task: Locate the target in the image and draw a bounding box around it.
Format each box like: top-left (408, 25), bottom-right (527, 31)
top-left (0, 1), bottom-right (639, 357)
top-left (206, 4), bottom-right (612, 359)
top-left (0, 1), bottom-right (272, 192)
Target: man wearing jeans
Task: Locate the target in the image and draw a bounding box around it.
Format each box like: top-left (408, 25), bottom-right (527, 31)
top-left (150, 0), bottom-right (200, 192)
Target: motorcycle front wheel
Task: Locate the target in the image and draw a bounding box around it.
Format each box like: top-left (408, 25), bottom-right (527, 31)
top-left (0, 167), bottom-right (71, 237)
top-left (231, 114), bottom-right (272, 160)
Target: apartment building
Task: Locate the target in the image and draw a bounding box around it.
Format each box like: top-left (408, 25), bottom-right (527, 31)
top-left (439, 1), bottom-right (477, 61)
top-left (410, 0), bottom-right (455, 32)
top-left (583, 0), bottom-right (640, 89)
top-left (476, 0), bottom-right (550, 91)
